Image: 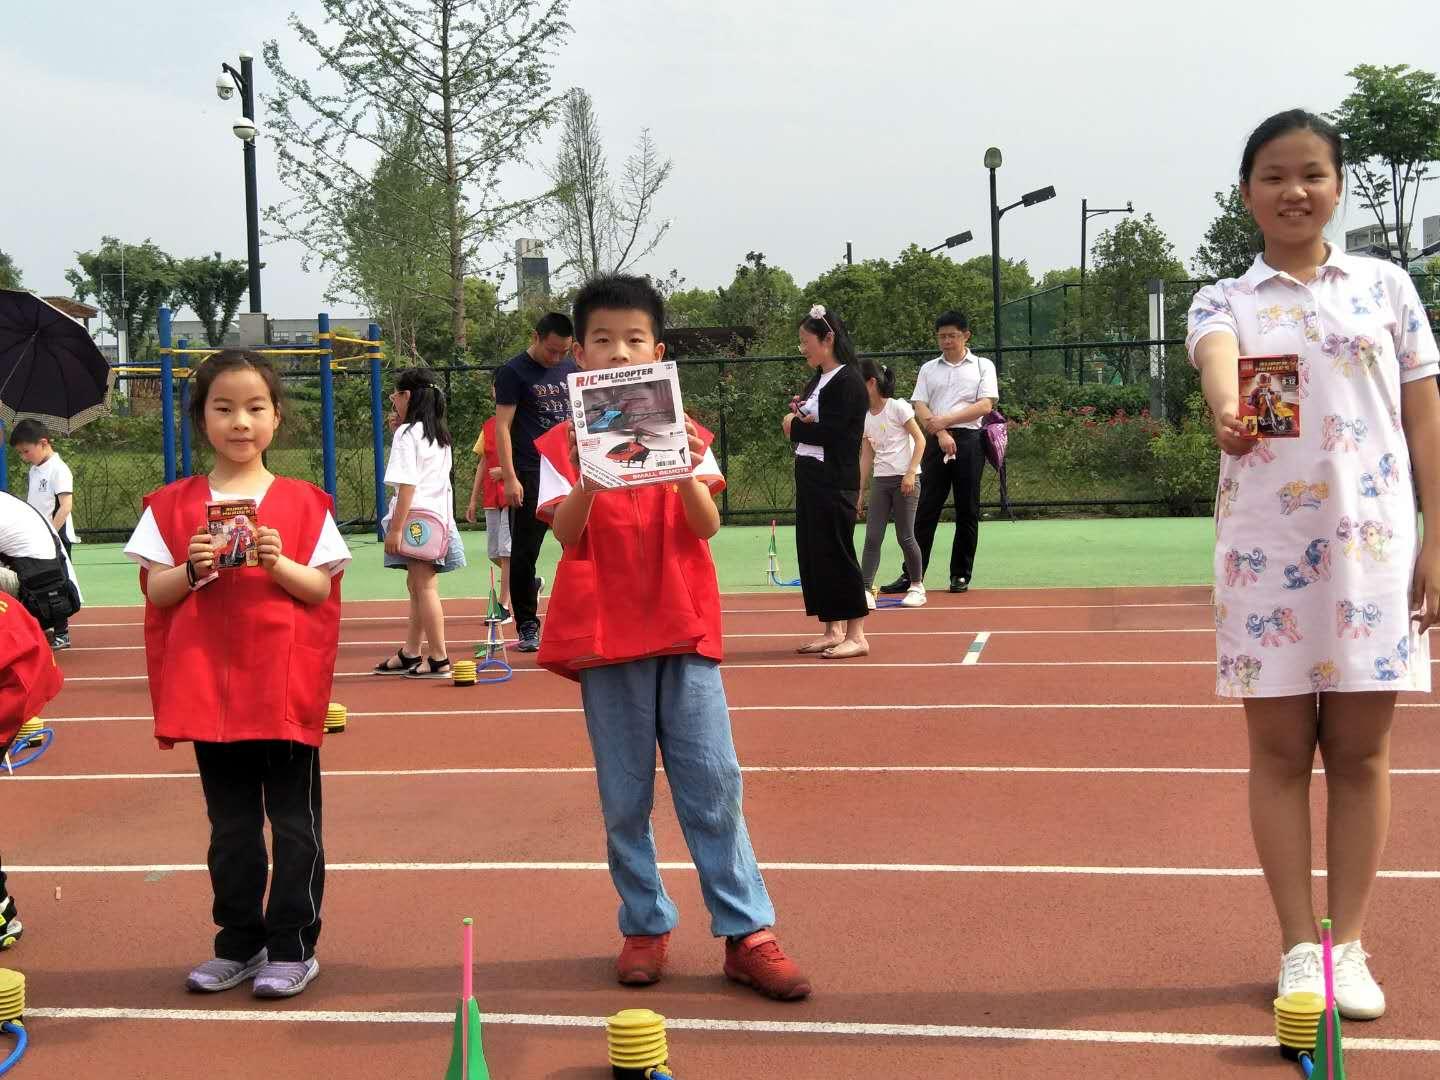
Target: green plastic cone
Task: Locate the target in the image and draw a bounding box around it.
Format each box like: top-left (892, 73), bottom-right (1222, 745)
top-left (486, 583), bottom-right (504, 622)
top-left (444, 997), bottom-right (490, 1080)
top-left (1310, 1007), bottom-right (1345, 1080)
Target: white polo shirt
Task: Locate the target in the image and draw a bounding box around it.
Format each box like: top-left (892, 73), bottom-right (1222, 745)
top-left (910, 350), bottom-right (999, 430)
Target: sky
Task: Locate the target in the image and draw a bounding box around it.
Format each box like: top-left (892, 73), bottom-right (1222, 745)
top-left (4, 0), bottom-right (1439, 332)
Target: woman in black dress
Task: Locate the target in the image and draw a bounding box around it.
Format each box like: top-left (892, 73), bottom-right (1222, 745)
top-left (783, 305), bottom-right (870, 659)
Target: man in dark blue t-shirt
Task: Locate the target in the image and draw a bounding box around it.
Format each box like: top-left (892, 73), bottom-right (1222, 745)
top-left (494, 312), bottom-right (576, 651)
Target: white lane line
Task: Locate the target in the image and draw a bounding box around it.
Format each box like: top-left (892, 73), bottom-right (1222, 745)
top-left (962, 631), bottom-right (991, 665)
top-left (56, 628), bottom-right (1221, 653)
top-left (19, 1005), bottom-right (1440, 1053)
top-left (11, 860), bottom-right (1440, 879)
top-left (14, 764), bottom-right (1440, 783)
top-left (40, 702), bottom-right (1440, 725)
top-left (70, 599), bottom-right (1217, 628)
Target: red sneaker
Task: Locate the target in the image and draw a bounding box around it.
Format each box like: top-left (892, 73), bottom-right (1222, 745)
top-left (616, 932), bottom-right (670, 985)
top-left (723, 930), bottom-right (812, 1001)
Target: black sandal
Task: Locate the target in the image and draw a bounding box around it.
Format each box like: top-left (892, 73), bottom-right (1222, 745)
top-left (374, 649), bottom-right (422, 676)
top-left (405, 656), bottom-right (453, 680)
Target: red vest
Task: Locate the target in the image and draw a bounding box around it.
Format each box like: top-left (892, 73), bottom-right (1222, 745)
top-left (0, 594), bottom-right (63, 747)
top-left (141, 476), bottom-right (342, 748)
top-left (534, 421), bottom-right (724, 681)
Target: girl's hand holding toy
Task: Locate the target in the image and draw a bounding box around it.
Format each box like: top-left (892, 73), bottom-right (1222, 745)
top-left (256, 525), bottom-right (284, 570)
top-left (1214, 409), bottom-right (1259, 457)
top-left (188, 527), bottom-right (217, 579)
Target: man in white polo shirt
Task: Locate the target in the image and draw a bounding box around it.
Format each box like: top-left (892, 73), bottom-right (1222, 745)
top-left (878, 310), bottom-right (997, 595)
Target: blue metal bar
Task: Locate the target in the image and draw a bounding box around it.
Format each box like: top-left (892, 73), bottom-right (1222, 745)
top-left (367, 322), bottom-right (385, 539)
top-left (318, 313), bottom-right (337, 512)
top-left (178, 338), bottom-right (192, 476)
top-left (158, 307), bottom-right (176, 484)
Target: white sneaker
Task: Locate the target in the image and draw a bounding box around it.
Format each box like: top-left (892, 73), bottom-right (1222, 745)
top-left (864, 590), bottom-right (877, 610)
top-left (1277, 941), bottom-right (1324, 998)
top-left (901, 584), bottom-right (927, 608)
top-left (1333, 940), bottom-right (1386, 1020)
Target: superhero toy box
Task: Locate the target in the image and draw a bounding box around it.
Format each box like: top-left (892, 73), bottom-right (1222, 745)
top-left (1237, 354), bottom-right (1301, 438)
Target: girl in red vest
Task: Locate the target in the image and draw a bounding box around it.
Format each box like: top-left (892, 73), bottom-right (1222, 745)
top-left (124, 351), bottom-right (350, 999)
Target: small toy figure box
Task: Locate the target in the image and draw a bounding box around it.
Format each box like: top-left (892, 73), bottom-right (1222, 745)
top-left (207, 499), bottom-right (260, 569)
top-left (568, 362), bottom-right (691, 489)
top-left (1237, 354), bottom-right (1301, 438)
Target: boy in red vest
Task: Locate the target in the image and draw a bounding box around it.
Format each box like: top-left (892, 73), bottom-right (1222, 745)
top-left (0, 593), bottom-right (65, 947)
top-left (535, 275), bottom-right (811, 1001)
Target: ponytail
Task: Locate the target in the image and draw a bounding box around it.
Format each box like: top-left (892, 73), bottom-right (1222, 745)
top-left (395, 366), bottom-right (452, 448)
top-left (859, 357), bottom-right (895, 398)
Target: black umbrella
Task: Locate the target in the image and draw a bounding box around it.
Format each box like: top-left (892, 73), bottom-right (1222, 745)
top-left (0, 289), bottom-right (114, 435)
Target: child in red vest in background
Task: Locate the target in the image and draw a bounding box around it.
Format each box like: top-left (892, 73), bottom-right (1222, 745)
top-left (536, 275), bottom-right (811, 1001)
top-left (124, 351), bottom-right (350, 999)
top-left (464, 387), bottom-right (513, 621)
top-left (0, 594), bottom-right (64, 948)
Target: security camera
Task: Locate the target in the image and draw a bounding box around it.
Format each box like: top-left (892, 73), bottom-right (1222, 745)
top-left (215, 70), bottom-right (237, 101)
top-left (232, 117), bottom-right (258, 142)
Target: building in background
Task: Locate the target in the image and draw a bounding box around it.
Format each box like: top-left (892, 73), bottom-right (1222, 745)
top-left (515, 239), bottom-right (550, 308)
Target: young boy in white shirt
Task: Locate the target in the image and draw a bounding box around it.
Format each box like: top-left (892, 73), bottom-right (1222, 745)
top-left (9, 420), bottom-right (79, 558)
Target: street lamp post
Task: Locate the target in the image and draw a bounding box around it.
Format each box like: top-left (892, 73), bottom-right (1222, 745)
top-left (923, 230), bottom-right (973, 255)
top-left (985, 146), bottom-right (1055, 375)
top-left (1077, 199), bottom-right (1133, 384)
top-left (216, 52), bottom-right (262, 313)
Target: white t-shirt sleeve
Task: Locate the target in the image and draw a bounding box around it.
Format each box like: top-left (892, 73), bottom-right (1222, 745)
top-left (52, 458), bottom-right (75, 494)
top-left (384, 426), bottom-right (420, 487)
top-left (310, 512), bottom-right (351, 575)
top-left (693, 447), bottom-right (725, 493)
top-left (893, 398), bottom-right (916, 426)
top-left (124, 507), bottom-right (176, 569)
top-left (535, 455), bottom-right (572, 522)
top-left (1187, 283), bottom-right (1239, 362)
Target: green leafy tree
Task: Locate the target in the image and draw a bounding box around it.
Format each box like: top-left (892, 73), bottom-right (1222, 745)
top-left (714, 252), bottom-right (801, 352)
top-left (665, 286), bottom-right (720, 329)
top-left (173, 253), bottom-right (250, 346)
top-left (1330, 63), bottom-right (1440, 269)
top-left (1083, 214), bottom-right (1189, 384)
top-left (66, 238), bottom-right (176, 352)
top-left (1193, 185), bottom-right (1259, 279)
top-left (334, 114), bottom-right (454, 362)
top-left (265, 0), bottom-right (573, 352)
top-left (800, 258), bottom-right (892, 349)
top-left (0, 250), bottom-right (22, 289)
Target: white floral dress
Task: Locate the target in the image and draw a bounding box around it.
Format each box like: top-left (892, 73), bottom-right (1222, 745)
top-left (1187, 248), bottom-right (1438, 697)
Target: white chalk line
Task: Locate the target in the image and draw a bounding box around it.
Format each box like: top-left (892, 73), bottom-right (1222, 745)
top-left (44, 702), bottom-right (1440, 725)
top-left (11, 860), bottom-right (1440, 880)
top-left (14, 763), bottom-right (1440, 783)
top-left (18, 1005), bottom-right (1440, 1053)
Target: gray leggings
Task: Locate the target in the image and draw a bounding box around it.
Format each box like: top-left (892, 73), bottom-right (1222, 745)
top-left (860, 474), bottom-right (923, 589)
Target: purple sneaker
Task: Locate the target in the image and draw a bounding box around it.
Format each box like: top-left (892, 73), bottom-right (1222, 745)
top-left (252, 957), bottom-right (320, 998)
top-left (186, 949), bottom-right (267, 992)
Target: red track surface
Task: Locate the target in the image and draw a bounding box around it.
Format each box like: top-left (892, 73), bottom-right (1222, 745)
top-left (7, 587), bottom-right (1440, 1078)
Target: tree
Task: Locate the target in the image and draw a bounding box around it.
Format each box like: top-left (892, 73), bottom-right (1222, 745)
top-left (1330, 63), bottom-right (1440, 269)
top-left (0, 250), bottom-right (22, 289)
top-left (66, 238), bottom-right (176, 352)
top-left (264, 0), bottom-right (573, 353)
top-left (1194, 185), bottom-right (1259, 279)
top-left (173, 253), bottom-right (250, 346)
top-left (1083, 214), bottom-right (1188, 381)
top-left (333, 113), bottom-right (454, 362)
top-left (547, 89), bottom-right (672, 281)
top-left (714, 252), bottom-right (801, 351)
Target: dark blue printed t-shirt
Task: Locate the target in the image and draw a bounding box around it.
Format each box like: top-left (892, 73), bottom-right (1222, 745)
top-left (493, 350), bottom-right (578, 471)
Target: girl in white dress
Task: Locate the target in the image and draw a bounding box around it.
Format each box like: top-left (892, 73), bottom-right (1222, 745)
top-left (1188, 109), bottom-right (1440, 1020)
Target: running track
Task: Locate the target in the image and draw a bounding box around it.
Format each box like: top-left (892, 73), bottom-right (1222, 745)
top-left (7, 587), bottom-right (1440, 1078)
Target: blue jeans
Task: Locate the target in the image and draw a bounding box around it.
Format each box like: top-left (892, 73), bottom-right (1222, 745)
top-left (578, 654), bottom-right (775, 937)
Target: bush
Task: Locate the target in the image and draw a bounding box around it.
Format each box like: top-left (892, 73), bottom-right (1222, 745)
top-left (998, 373), bottom-right (1150, 422)
top-left (1148, 392), bottom-right (1219, 514)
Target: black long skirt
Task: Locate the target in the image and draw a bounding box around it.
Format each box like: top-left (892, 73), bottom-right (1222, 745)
top-left (793, 456), bottom-right (869, 623)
